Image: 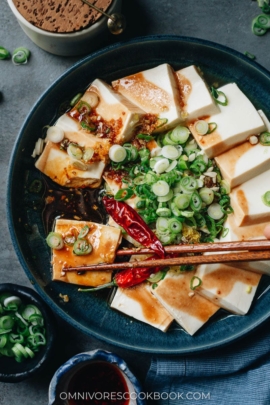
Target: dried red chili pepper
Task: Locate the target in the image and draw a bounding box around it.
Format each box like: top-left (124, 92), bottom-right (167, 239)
top-left (78, 256), bottom-right (161, 292)
top-left (102, 196), bottom-right (165, 259)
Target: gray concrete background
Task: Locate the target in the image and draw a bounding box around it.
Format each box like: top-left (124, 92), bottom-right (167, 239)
top-left (1, 0), bottom-right (270, 403)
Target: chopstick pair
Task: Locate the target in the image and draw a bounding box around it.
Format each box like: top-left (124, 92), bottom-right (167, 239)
top-left (62, 239), bottom-right (270, 273)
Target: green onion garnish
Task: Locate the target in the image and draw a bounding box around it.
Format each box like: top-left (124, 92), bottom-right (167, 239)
top-left (259, 131), bottom-right (270, 145)
top-left (12, 47), bottom-right (30, 65)
top-left (211, 87), bottom-right (228, 106)
top-left (244, 51), bottom-right (256, 60)
top-left (114, 188), bottom-right (134, 201)
top-left (0, 294), bottom-right (46, 362)
top-left (70, 93), bottom-right (83, 107)
top-left (0, 46), bottom-right (10, 60)
top-left (46, 232), bottom-right (64, 250)
top-left (190, 276), bottom-right (202, 290)
top-left (262, 191), bottom-right (270, 206)
top-left (73, 239), bottom-right (93, 256)
top-left (137, 133), bottom-right (154, 141)
top-left (78, 225), bottom-right (90, 239)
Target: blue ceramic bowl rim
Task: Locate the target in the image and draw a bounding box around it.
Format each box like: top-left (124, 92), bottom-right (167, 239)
top-left (0, 283), bottom-right (55, 382)
top-left (48, 349), bottom-right (146, 405)
top-left (6, 34), bottom-right (270, 354)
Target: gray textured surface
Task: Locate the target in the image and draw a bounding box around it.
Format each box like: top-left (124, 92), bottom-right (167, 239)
top-left (0, 0), bottom-right (270, 404)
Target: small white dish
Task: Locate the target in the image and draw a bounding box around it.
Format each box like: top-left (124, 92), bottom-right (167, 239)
top-left (7, 0), bottom-right (122, 56)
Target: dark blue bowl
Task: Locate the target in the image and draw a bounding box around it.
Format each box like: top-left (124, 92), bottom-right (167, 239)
top-left (7, 35), bottom-right (270, 354)
top-left (49, 349), bottom-right (146, 405)
top-left (0, 283), bottom-right (56, 382)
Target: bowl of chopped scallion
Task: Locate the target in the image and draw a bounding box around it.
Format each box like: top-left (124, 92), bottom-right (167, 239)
top-left (0, 283), bottom-right (56, 382)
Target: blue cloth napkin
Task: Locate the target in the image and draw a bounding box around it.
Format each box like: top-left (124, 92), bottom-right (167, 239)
top-left (145, 320), bottom-right (270, 405)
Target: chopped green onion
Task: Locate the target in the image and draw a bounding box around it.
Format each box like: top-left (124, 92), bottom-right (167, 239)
top-left (156, 207), bottom-right (172, 217)
top-left (259, 131), bottom-right (270, 145)
top-left (114, 188), bottom-right (134, 201)
top-left (46, 232), bottom-right (64, 250)
top-left (163, 131), bottom-right (178, 145)
top-left (3, 296), bottom-right (22, 310)
top-left (0, 46), bottom-right (10, 60)
top-left (70, 93), bottom-right (83, 107)
top-left (156, 118), bottom-right (168, 128)
top-left (190, 191), bottom-right (202, 212)
top-left (170, 125), bottom-right (190, 144)
top-left (190, 276), bottom-right (202, 290)
top-left (161, 145), bottom-right (180, 159)
top-left (0, 334), bottom-right (8, 348)
top-left (22, 305), bottom-right (41, 321)
top-left (83, 147), bottom-right (94, 161)
top-left (157, 189), bottom-right (174, 202)
top-left (147, 270), bottom-right (167, 283)
top-left (64, 234), bottom-right (76, 246)
top-left (174, 193), bottom-right (190, 210)
top-left (199, 187), bottom-right (214, 205)
top-left (255, 14), bottom-right (270, 28)
top-left (80, 121), bottom-right (96, 131)
top-left (153, 158), bottom-right (170, 174)
top-left (0, 316), bottom-right (15, 330)
top-left (262, 191), bottom-right (270, 206)
top-left (207, 203), bottom-right (224, 220)
top-left (180, 176), bottom-right (198, 193)
top-left (211, 87), bottom-right (228, 106)
top-left (137, 133), bottom-right (154, 141)
top-left (252, 18), bottom-right (267, 35)
top-left (152, 180), bottom-right (170, 197)
top-left (244, 51), bottom-right (256, 60)
top-left (73, 239), bottom-right (93, 256)
top-left (109, 145), bottom-right (127, 162)
top-left (12, 47), bottom-right (30, 65)
top-left (78, 225), bottom-right (90, 239)
top-left (207, 122), bottom-right (218, 134)
top-left (46, 126), bottom-right (65, 143)
top-left (77, 100), bottom-right (91, 115)
top-left (123, 144), bottom-right (139, 161)
top-left (168, 218), bottom-right (182, 233)
top-left (67, 143), bottom-right (83, 160)
top-left (194, 120), bottom-right (209, 135)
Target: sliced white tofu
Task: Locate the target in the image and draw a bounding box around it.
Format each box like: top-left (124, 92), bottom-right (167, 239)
top-left (175, 65), bottom-right (220, 120)
top-left (220, 215), bottom-right (270, 275)
top-left (189, 83), bottom-right (265, 158)
top-left (111, 283), bottom-right (174, 332)
top-left (195, 263), bottom-right (261, 315)
top-left (152, 268), bottom-right (220, 335)
top-left (107, 216), bottom-right (141, 247)
top-left (56, 79), bottom-right (145, 145)
top-left (103, 169), bottom-right (140, 209)
top-left (52, 219), bottom-right (122, 287)
top-left (35, 141), bottom-right (105, 188)
top-left (230, 169), bottom-right (270, 226)
top-left (112, 63), bottom-right (183, 132)
top-left (215, 140), bottom-right (270, 188)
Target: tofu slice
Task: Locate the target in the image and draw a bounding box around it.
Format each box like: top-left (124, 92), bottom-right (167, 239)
top-left (56, 79), bottom-right (145, 145)
top-left (189, 83), bottom-right (265, 158)
top-left (35, 141), bottom-right (105, 188)
top-left (258, 109), bottom-right (270, 131)
top-left (220, 215), bottom-right (270, 276)
top-left (215, 140), bottom-right (270, 188)
top-left (107, 216), bottom-right (141, 247)
top-left (103, 169), bottom-right (140, 209)
top-left (195, 263), bottom-right (261, 315)
top-left (112, 63), bottom-right (183, 132)
top-left (152, 268), bottom-right (220, 335)
top-left (52, 219), bottom-right (122, 286)
top-left (175, 65), bottom-right (220, 120)
top-left (230, 169), bottom-right (270, 226)
top-left (111, 283), bottom-right (174, 332)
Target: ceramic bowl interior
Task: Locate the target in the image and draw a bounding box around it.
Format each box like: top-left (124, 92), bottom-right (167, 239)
top-left (7, 36), bottom-right (270, 354)
top-left (0, 283), bottom-right (56, 382)
top-left (48, 349), bottom-right (145, 405)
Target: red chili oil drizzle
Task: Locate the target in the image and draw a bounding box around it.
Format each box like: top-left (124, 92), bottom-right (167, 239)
top-left (67, 362), bottom-right (129, 405)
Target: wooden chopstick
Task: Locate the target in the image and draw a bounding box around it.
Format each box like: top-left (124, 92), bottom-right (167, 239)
top-left (63, 242), bottom-right (270, 273)
top-left (116, 240), bottom-right (270, 256)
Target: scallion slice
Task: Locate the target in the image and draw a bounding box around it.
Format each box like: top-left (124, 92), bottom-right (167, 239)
top-left (194, 120), bottom-right (209, 135)
top-left (259, 131), bottom-right (270, 145)
top-left (147, 270), bottom-right (167, 283)
top-left (207, 203), bottom-right (224, 220)
top-left (12, 47), bottom-right (30, 65)
top-left (211, 87), bottom-right (228, 106)
top-left (83, 147), bottom-right (94, 161)
top-left (73, 239), bottom-right (93, 256)
top-left (174, 194), bottom-right (190, 210)
top-left (70, 93), bottom-right (83, 107)
top-left (46, 126), bottom-right (65, 143)
top-left (156, 207), bottom-right (172, 217)
top-left (168, 218), bottom-right (182, 233)
top-left (170, 125), bottom-right (190, 144)
top-left (137, 133), bottom-right (154, 141)
top-left (190, 191), bottom-right (202, 212)
top-left (199, 187), bottom-right (214, 205)
top-left (153, 158), bottom-right (170, 174)
top-left (180, 176), bottom-right (198, 193)
top-left (152, 180), bottom-right (170, 197)
top-left (46, 232), bottom-right (64, 250)
top-left (252, 18), bottom-right (267, 35)
top-left (190, 276), bottom-right (202, 290)
top-left (67, 143), bottom-right (83, 160)
top-left (114, 188), bottom-right (134, 201)
top-left (161, 145), bottom-right (180, 160)
top-left (109, 145), bottom-right (127, 162)
top-left (262, 191), bottom-right (270, 206)
top-left (207, 122), bottom-right (217, 134)
top-left (0, 46), bottom-right (10, 60)
top-left (78, 225), bottom-right (90, 239)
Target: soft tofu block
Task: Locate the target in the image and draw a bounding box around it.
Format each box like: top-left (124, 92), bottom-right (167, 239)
top-left (152, 269), bottom-right (220, 335)
top-left (52, 219), bottom-right (122, 287)
top-left (111, 283), bottom-right (173, 332)
top-left (175, 65), bottom-right (220, 120)
top-left (220, 216), bottom-right (270, 276)
top-left (103, 170), bottom-right (140, 209)
top-left (230, 169), bottom-right (270, 226)
top-left (195, 263), bottom-right (261, 315)
top-left (112, 63), bottom-right (182, 132)
top-left (35, 141), bottom-right (105, 188)
top-left (189, 83), bottom-right (265, 158)
top-left (215, 140), bottom-right (270, 188)
top-left (56, 79), bottom-right (145, 145)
